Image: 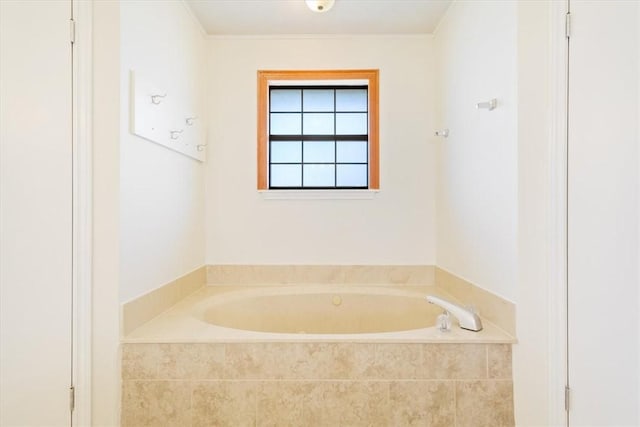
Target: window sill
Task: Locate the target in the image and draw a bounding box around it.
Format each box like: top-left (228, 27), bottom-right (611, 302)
top-left (259, 189), bottom-right (379, 200)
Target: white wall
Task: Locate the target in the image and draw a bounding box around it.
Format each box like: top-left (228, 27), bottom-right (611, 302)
top-left (515, 3), bottom-right (551, 426)
top-left (205, 36), bottom-right (436, 265)
top-left (120, 0), bottom-right (206, 302)
top-left (434, 1), bottom-right (518, 301)
top-left (434, 3), bottom-right (553, 425)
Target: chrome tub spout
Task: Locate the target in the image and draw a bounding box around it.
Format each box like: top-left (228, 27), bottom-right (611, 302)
top-left (426, 295), bottom-right (483, 332)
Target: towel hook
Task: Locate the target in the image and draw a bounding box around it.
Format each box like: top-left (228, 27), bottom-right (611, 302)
top-left (150, 93), bottom-right (167, 105)
top-left (435, 129), bottom-right (449, 138)
top-left (169, 129), bottom-right (183, 140)
top-left (476, 98), bottom-right (497, 111)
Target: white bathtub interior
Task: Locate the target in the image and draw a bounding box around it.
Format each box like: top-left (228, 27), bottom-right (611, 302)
top-left (124, 284), bottom-right (515, 343)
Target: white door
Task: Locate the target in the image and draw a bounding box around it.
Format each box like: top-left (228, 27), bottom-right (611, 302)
top-left (567, 1), bottom-right (639, 425)
top-left (0, 1), bottom-right (73, 425)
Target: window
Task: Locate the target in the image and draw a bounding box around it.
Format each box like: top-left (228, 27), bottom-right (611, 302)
top-left (257, 70), bottom-right (379, 190)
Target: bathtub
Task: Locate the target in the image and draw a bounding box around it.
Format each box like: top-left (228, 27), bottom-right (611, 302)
top-left (122, 284), bottom-right (516, 426)
top-left (197, 285), bottom-right (442, 334)
top-left (124, 284), bottom-right (513, 343)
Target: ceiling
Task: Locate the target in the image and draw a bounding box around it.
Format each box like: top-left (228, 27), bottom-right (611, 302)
top-left (185, 0), bottom-right (452, 35)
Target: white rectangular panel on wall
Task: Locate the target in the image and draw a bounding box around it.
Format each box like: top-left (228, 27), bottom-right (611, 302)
top-left (130, 70), bottom-right (205, 161)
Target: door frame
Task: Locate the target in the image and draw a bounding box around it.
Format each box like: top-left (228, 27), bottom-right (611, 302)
top-left (72, 0), bottom-right (93, 424)
top-left (548, 0), bottom-right (570, 425)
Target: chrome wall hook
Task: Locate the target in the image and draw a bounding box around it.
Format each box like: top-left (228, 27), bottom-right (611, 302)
top-left (196, 144), bottom-right (208, 152)
top-left (435, 129), bottom-right (450, 138)
top-left (476, 98), bottom-right (497, 111)
top-left (169, 129), bottom-right (183, 140)
top-left (150, 93), bottom-right (167, 105)
top-left (185, 117), bottom-right (198, 126)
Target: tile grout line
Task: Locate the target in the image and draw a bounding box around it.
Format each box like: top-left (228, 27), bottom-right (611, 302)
top-left (486, 344), bottom-right (489, 379)
top-left (254, 380), bottom-right (258, 426)
top-left (453, 379), bottom-right (458, 427)
top-left (189, 379), bottom-right (194, 427)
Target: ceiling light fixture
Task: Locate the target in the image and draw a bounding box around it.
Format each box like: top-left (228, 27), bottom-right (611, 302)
top-left (305, 0), bottom-right (335, 13)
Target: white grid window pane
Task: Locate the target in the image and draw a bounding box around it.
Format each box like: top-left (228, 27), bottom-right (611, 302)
top-left (270, 90), bottom-right (301, 112)
top-left (271, 141), bottom-right (302, 163)
top-left (337, 164), bottom-right (367, 187)
top-left (270, 113), bottom-right (301, 135)
top-left (303, 141), bottom-right (334, 163)
top-left (271, 165), bottom-right (302, 187)
top-left (303, 164), bottom-right (335, 187)
top-left (335, 113), bottom-right (367, 135)
top-left (303, 113), bottom-right (334, 135)
top-left (336, 141), bottom-right (367, 163)
top-left (303, 90), bottom-right (334, 112)
top-left (336, 89), bottom-right (367, 112)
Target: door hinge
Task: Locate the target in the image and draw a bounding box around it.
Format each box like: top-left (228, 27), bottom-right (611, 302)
top-left (565, 12), bottom-right (571, 39)
top-left (69, 386), bottom-right (75, 412)
top-left (70, 19), bottom-right (76, 44)
top-left (564, 385), bottom-right (571, 411)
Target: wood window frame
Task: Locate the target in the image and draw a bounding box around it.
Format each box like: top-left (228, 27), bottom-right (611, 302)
top-left (257, 69), bottom-right (380, 190)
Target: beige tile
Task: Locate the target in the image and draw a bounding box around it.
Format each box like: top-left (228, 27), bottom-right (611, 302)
top-left (224, 343), bottom-right (308, 379)
top-left (488, 345), bottom-right (512, 379)
top-left (302, 381), bottom-right (389, 426)
top-left (455, 380), bottom-right (514, 427)
top-left (207, 265), bottom-right (300, 284)
top-left (224, 342), bottom-right (378, 380)
top-left (206, 264), bottom-right (436, 285)
top-left (389, 381), bottom-right (455, 426)
top-left (349, 343), bottom-right (380, 379)
top-left (421, 344), bottom-right (487, 379)
top-left (300, 343), bottom-right (363, 380)
top-left (471, 286), bottom-right (516, 337)
top-left (256, 381), bottom-right (310, 427)
top-left (342, 265), bottom-right (435, 284)
top-left (122, 266), bottom-right (206, 336)
top-left (223, 343), bottom-right (269, 379)
top-left (435, 267), bottom-right (516, 336)
top-left (289, 265), bottom-right (345, 284)
top-left (122, 343), bottom-right (159, 379)
top-left (224, 342), bottom-right (462, 381)
top-left (121, 380), bottom-right (191, 427)
top-left (358, 344), bottom-right (422, 379)
top-left (158, 343), bottom-right (225, 380)
top-left (435, 267), bottom-right (472, 299)
top-left (192, 381), bottom-right (257, 427)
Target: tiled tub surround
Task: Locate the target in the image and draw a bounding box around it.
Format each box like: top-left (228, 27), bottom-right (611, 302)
top-left (121, 342), bottom-right (513, 426)
top-left (122, 266), bottom-right (206, 336)
top-left (124, 285), bottom-right (513, 342)
top-left (206, 265), bottom-right (437, 286)
top-left (121, 265), bottom-right (516, 337)
top-left (204, 265), bottom-right (515, 335)
top-left (122, 267), bottom-right (516, 426)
